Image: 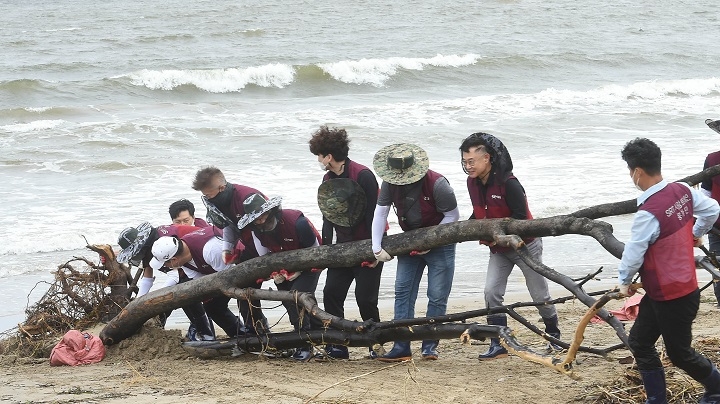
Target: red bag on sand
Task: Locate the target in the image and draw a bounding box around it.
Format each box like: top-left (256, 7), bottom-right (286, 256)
top-left (49, 330), bottom-right (106, 366)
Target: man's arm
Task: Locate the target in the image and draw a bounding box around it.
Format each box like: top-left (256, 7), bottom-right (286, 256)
top-left (617, 210), bottom-right (659, 285)
top-left (684, 182), bottom-right (720, 237)
top-left (204, 238), bottom-right (233, 272)
top-left (504, 178), bottom-right (530, 220)
top-left (433, 177), bottom-right (459, 224)
top-left (371, 204), bottom-right (391, 253)
top-left (296, 215), bottom-right (320, 249)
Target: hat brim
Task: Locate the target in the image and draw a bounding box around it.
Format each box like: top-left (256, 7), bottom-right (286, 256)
top-left (117, 222), bottom-right (152, 264)
top-left (317, 178), bottom-right (367, 227)
top-left (373, 143), bottom-right (429, 185)
top-left (149, 257), bottom-right (165, 271)
top-left (706, 119), bottom-right (720, 135)
top-left (236, 196), bottom-right (283, 230)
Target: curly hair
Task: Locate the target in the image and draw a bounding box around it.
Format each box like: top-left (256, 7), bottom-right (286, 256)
top-left (621, 137), bottom-right (661, 176)
top-left (308, 126), bottom-right (350, 161)
top-left (192, 166), bottom-right (225, 190)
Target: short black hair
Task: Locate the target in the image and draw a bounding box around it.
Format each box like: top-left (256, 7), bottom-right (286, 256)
top-left (621, 137), bottom-right (661, 176)
top-left (308, 126), bottom-right (350, 161)
top-left (169, 199), bottom-right (195, 220)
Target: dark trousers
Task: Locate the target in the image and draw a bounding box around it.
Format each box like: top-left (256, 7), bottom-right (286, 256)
top-left (237, 281), bottom-right (268, 332)
top-left (323, 263), bottom-right (383, 322)
top-left (628, 289), bottom-right (713, 380)
top-left (204, 295), bottom-right (241, 338)
top-left (276, 270), bottom-right (321, 331)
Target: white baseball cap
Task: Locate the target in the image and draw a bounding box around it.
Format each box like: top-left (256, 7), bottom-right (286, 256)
top-left (149, 236), bottom-right (180, 271)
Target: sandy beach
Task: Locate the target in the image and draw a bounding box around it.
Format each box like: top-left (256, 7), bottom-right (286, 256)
top-left (2, 288), bottom-right (719, 404)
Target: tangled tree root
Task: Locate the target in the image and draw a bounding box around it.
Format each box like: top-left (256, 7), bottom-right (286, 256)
top-left (0, 244), bottom-right (136, 358)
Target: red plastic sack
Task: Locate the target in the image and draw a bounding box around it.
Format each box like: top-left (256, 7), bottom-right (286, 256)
top-left (49, 330), bottom-right (106, 366)
top-left (591, 292), bottom-right (644, 324)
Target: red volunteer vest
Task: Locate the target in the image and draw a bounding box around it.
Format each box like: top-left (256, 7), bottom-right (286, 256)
top-left (467, 175), bottom-right (534, 253)
top-left (639, 182), bottom-right (697, 301)
top-left (390, 170), bottom-right (445, 231)
top-left (181, 227), bottom-right (220, 275)
top-left (254, 209), bottom-right (321, 253)
top-left (322, 160), bottom-right (373, 242)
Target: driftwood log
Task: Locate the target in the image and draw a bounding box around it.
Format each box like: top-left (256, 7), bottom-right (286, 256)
top-left (98, 164), bottom-right (720, 376)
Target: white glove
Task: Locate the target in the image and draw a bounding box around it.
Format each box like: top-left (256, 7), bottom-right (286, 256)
top-left (272, 273), bottom-right (286, 284)
top-left (374, 248), bottom-right (393, 262)
top-left (618, 284), bottom-right (634, 297)
top-left (137, 277), bottom-right (154, 297)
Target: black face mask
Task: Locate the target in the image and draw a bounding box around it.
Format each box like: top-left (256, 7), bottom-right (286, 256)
top-left (254, 214), bottom-right (278, 233)
top-left (208, 182), bottom-right (234, 208)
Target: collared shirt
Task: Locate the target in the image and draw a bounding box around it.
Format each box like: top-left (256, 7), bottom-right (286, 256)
top-left (618, 180), bottom-right (720, 284)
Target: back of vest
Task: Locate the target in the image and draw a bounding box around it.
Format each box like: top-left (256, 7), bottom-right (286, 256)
top-left (639, 182), bottom-right (697, 301)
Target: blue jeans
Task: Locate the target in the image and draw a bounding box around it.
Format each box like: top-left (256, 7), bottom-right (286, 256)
top-left (393, 243), bottom-right (456, 321)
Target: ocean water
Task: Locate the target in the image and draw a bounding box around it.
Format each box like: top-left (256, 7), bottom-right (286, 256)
top-left (2, 0), bottom-right (720, 332)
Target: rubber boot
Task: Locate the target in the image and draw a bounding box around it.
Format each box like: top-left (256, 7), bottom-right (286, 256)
top-left (377, 341), bottom-right (412, 362)
top-left (478, 316), bottom-right (509, 361)
top-left (421, 340), bottom-right (439, 360)
top-left (700, 365), bottom-right (720, 404)
top-left (713, 281), bottom-right (720, 308)
top-left (542, 315), bottom-right (563, 351)
top-left (639, 368), bottom-right (667, 404)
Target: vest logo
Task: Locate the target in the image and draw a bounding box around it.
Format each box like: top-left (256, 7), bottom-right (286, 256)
top-left (491, 194), bottom-right (503, 199)
top-left (423, 196), bottom-right (430, 201)
top-left (284, 238), bottom-right (294, 242)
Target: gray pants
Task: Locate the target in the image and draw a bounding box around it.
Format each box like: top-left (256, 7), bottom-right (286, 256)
top-left (484, 238), bottom-right (557, 319)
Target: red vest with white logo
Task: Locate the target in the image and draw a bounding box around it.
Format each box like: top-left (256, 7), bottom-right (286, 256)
top-left (706, 151), bottom-right (720, 226)
top-left (389, 170), bottom-right (445, 231)
top-left (639, 182), bottom-right (697, 301)
top-left (254, 209), bottom-right (321, 253)
top-left (323, 160), bottom-right (373, 242)
top-left (181, 227), bottom-right (219, 275)
top-left (467, 175), bottom-right (534, 253)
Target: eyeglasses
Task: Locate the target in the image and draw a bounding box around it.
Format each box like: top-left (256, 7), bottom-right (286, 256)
top-left (461, 159), bottom-right (477, 168)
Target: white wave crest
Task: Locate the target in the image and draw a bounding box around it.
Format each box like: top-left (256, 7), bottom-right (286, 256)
top-left (127, 64), bottom-right (296, 92)
top-left (0, 119), bottom-right (64, 132)
top-left (318, 53), bottom-right (479, 87)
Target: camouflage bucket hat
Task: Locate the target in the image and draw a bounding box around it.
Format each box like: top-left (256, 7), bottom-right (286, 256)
top-left (317, 178), bottom-right (367, 227)
top-left (373, 143), bottom-right (429, 185)
top-left (117, 222), bottom-right (152, 264)
top-left (236, 194), bottom-right (283, 230)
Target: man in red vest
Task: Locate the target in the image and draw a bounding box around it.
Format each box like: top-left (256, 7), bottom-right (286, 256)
top-left (701, 118), bottom-right (720, 307)
top-left (237, 193), bottom-right (323, 362)
top-left (371, 143), bottom-right (459, 362)
top-left (309, 126), bottom-right (384, 360)
top-left (618, 137), bottom-right (720, 404)
top-left (192, 166), bottom-right (269, 335)
top-left (459, 132), bottom-right (562, 360)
